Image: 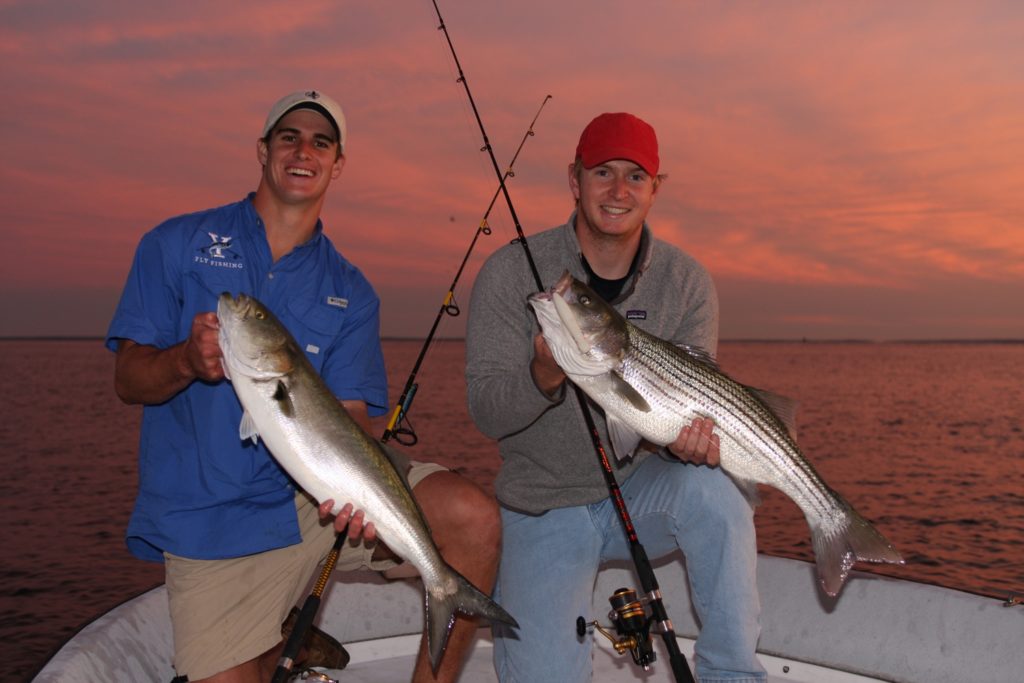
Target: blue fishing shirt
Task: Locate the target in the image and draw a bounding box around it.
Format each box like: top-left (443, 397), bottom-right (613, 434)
top-left (105, 195), bottom-right (389, 562)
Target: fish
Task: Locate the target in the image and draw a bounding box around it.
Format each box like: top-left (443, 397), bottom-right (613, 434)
top-left (216, 292), bottom-right (517, 670)
top-left (528, 271), bottom-right (903, 597)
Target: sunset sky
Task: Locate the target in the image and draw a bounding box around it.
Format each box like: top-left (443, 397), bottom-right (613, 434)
top-left (1, 0), bottom-right (1022, 340)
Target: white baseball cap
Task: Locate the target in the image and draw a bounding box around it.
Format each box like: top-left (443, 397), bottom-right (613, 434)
top-left (261, 90), bottom-right (347, 152)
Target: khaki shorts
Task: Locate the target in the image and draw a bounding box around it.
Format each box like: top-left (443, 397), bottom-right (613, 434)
top-left (165, 458), bottom-right (447, 680)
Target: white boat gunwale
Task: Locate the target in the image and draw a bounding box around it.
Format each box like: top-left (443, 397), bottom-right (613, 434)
top-left (31, 554), bottom-right (1023, 683)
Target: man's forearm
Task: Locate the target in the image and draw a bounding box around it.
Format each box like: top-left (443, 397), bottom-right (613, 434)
top-left (114, 340), bottom-right (196, 405)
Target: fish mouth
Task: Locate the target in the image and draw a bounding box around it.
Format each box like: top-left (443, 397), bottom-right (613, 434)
top-left (545, 271), bottom-right (589, 353)
top-left (217, 292), bottom-right (255, 317)
top-left (527, 271), bottom-right (591, 355)
top-left (550, 270), bottom-right (573, 299)
top-left (217, 291), bottom-right (240, 309)
top-left (527, 270), bottom-right (573, 303)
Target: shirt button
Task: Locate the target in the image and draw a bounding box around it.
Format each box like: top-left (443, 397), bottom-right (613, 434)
top-left (268, 272), bottom-right (274, 280)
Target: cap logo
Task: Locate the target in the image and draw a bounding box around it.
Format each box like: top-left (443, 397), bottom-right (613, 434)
top-left (305, 91), bottom-right (321, 100)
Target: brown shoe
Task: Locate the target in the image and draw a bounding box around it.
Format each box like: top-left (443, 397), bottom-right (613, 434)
top-left (281, 607), bottom-right (350, 670)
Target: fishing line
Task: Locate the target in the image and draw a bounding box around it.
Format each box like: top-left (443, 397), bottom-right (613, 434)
top-left (428, 2), bottom-right (696, 681)
top-left (382, 94), bottom-right (551, 445)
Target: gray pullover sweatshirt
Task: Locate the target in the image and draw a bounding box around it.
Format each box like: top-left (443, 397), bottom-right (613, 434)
top-left (465, 213), bottom-right (719, 514)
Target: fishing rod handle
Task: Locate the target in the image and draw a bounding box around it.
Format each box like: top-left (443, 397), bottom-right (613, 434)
top-left (270, 528), bottom-right (348, 682)
top-left (631, 545), bottom-right (696, 683)
top-left (662, 634), bottom-right (697, 683)
top-left (271, 594), bottom-right (322, 683)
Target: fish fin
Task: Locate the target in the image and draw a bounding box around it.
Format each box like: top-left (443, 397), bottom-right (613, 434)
top-left (674, 343), bottom-right (801, 441)
top-left (610, 372), bottom-right (651, 412)
top-left (810, 497), bottom-right (904, 597)
top-left (272, 379), bottom-right (295, 418)
top-left (746, 385), bottom-right (800, 441)
top-left (607, 414), bottom-right (644, 461)
top-left (674, 344), bottom-right (722, 371)
top-left (376, 440), bottom-right (440, 540)
top-left (726, 473), bottom-right (762, 506)
top-left (239, 411), bottom-right (259, 444)
top-left (380, 442), bottom-right (412, 478)
top-left (378, 443), bottom-right (434, 535)
top-left (424, 569), bottom-right (518, 673)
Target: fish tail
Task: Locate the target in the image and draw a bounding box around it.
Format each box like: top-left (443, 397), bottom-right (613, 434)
top-left (424, 570), bottom-right (518, 672)
top-left (811, 498), bottom-right (904, 597)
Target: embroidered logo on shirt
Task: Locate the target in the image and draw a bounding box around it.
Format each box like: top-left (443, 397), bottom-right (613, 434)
top-left (195, 232), bottom-right (243, 269)
top-left (326, 296), bottom-right (348, 309)
top-left (626, 310), bottom-right (647, 320)
top-left (206, 233), bottom-right (233, 259)
top-left (306, 344), bottom-right (321, 355)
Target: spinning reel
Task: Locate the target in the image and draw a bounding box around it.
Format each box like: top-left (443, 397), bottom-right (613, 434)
top-left (290, 669), bottom-right (339, 683)
top-left (577, 587), bottom-right (657, 670)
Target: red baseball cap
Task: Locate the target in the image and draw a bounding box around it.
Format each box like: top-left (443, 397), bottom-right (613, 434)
top-left (574, 112), bottom-right (659, 176)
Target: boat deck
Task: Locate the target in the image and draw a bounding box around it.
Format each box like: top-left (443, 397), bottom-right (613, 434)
top-left (327, 630), bottom-right (884, 683)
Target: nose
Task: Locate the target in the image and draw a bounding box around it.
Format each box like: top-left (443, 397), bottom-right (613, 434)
top-left (610, 175), bottom-right (629, 199)
top-left (294, 139), bottom-right (315, 159)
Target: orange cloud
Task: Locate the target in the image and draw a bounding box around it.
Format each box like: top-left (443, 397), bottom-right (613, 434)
top-left (1, 1), bottom-right (1021, 339)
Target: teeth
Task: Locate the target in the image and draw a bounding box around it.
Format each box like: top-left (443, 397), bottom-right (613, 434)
top-left (288, 168), bottom-right (314, 177)
top-left (603, 206), bottom-right (629, 215)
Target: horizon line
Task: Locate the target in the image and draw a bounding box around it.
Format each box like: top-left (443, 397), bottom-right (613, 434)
top-left (3, 336), bottom-right (1023, 345)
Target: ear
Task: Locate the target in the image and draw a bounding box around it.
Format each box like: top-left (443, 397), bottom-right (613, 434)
top-left (331, 154), bottom-right (345, 180)
top-left (257, 137), bottom-right (269, 166)
top-left (567, 163), bottom-right (581, 201)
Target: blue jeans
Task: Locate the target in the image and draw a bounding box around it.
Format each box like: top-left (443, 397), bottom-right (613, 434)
top-left (493, 455), bottom-right (766, 683)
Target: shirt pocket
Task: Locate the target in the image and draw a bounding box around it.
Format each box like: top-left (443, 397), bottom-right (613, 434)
top-left (282, 296), bottom-right (347, 373)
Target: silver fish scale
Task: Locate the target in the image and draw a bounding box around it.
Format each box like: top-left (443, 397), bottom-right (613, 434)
top-left (617, 326), bottom-right (843, 529)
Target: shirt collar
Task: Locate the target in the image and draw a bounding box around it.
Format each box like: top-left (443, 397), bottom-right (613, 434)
top-left (561, 211), bottom-right (653, 301)
top-left (242, 192), bottom-right (325, 253)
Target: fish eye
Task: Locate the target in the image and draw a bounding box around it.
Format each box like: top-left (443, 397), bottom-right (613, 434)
top-left (255, 311), bottom-right (265, 320)
top-left (579, 295), bottom-right (591, 306)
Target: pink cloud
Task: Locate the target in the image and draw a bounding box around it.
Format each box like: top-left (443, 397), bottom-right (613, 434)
top-left (1, 1), bottom-right (1022, 339)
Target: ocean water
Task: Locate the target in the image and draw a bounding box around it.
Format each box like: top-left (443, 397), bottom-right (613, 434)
top-left (2, 339), bottom-right (1022, 680)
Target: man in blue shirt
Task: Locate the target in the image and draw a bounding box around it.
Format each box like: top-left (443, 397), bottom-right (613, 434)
top-left (107, 90), bottom-right (500, 683)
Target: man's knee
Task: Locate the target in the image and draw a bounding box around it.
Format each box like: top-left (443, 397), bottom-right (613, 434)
top-left (415, 471), bottom-right (501, 555)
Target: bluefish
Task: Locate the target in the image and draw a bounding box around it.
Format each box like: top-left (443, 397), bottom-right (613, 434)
top-left (217, 293), bottom-right (516, 670)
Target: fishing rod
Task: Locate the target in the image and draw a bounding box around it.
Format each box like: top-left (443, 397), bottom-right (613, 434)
top-left (429, 2), bottom-right (695, 682)
top-left (270, 529), bottom-right (348, 683)
top-left (382, 94), bottom-right (551, 446)
top-left (429, 0), bottom-right (543, 290)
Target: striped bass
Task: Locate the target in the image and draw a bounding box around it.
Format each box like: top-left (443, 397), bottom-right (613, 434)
top-left (216, 292), bottom-right (517, 670)
top-left (528, 271), bottom-right (903, 597)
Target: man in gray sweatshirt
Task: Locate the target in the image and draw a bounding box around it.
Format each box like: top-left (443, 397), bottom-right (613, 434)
top-left (465, 112), bottom-right (765, 683)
